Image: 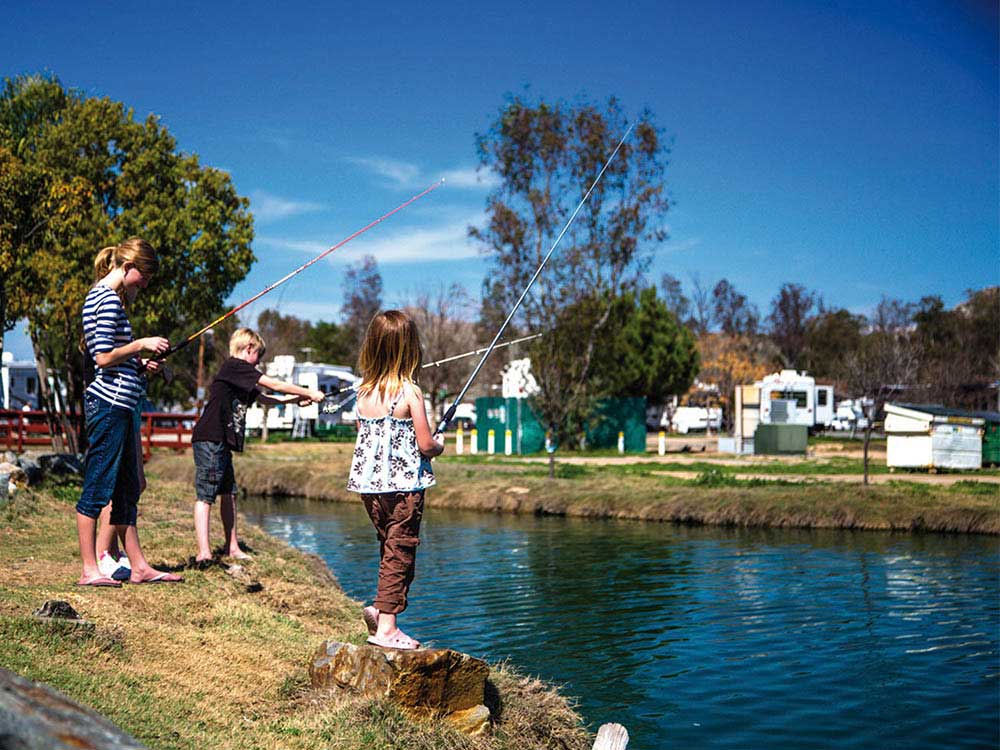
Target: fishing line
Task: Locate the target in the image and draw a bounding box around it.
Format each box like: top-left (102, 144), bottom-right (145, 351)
top-left (317, 333), bottom-right (543, 415)
top-left (433, 124), bottom-right (634, 434)
top-left (155, 179), bottom-right (445, 362)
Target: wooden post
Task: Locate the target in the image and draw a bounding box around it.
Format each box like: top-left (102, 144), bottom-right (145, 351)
top-left (592, 723), bottom-right (629, 749)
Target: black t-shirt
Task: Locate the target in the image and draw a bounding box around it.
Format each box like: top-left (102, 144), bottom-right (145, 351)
top-left (192, 357), bottom-right (263, 451)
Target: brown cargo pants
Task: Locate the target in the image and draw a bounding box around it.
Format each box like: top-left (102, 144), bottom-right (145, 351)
top-left (361, 490), bottom-right (424, 615)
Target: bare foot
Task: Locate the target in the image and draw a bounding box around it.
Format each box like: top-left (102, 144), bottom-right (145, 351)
top-left (225, 549), bottom-right (252, 560)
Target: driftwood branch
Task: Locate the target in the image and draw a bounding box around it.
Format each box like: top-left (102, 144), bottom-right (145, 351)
top-left (592, 722), bottom-right (629, 750)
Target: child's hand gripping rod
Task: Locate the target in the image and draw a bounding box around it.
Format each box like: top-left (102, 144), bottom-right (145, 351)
top-left (154, 179), bottom-right (445, 362)
top-left (433, 125), bottom-right (634, 435)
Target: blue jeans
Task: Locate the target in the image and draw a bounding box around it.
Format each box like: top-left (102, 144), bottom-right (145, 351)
top-left (76, 392), bottom-right (140, 525)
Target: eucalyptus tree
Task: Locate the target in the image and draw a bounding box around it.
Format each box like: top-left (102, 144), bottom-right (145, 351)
top-left (472, 97), bottom-right (671, 446)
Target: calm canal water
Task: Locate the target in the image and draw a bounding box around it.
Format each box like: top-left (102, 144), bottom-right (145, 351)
top-left (243, 496), bottom-right (999, 750)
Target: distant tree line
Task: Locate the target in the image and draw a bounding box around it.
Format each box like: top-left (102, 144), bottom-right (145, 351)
top-left (661, 272), bottom-right (999, 415)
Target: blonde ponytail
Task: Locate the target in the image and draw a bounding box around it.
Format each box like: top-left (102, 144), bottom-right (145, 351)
top-left (92, 238), bottom-right (160, 283)
top-left (93, 246), bottom-right (119, 282)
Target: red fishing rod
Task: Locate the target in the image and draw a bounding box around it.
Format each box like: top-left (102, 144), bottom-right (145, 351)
top-left (155, 179), bottom-right (445, 361)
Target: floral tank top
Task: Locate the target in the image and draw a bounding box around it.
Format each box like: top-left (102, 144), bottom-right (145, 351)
top-left (347, 389), bottom-right (436, 493)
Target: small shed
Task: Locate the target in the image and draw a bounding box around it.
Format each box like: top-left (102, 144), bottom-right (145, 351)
top-left (884, 403), bottom-right (984, 471)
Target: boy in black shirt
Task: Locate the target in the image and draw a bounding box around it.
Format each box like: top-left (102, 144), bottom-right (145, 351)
top-left (191, 328), bottom-right (323, 563)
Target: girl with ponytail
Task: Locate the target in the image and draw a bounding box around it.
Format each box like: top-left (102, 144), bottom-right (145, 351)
top-left (75, 238), bottom-right (182, 586)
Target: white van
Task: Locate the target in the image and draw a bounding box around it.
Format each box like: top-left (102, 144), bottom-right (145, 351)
top-left (666, 406), bottom-right (723, 434)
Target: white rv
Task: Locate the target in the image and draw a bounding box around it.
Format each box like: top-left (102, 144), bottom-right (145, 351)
top-left (245, 356), bottom-right (360, 433)
top-left (757, 370), bottom-right (834, 429)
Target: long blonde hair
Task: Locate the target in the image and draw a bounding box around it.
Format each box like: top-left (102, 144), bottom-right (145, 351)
top-left (357, 310), bottom-right (423, 400)
top-left (93, 237), bottom-right (160, 284)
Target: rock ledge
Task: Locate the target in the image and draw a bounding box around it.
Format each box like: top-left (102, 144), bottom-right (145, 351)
top-left (310, 640), bottom-right (491, 735)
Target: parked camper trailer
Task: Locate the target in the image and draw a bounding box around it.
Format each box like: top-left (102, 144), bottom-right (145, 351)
top-left (757, 370), bottom-right (834, 429)
top-left (1, 353), bottom-right (41, 410)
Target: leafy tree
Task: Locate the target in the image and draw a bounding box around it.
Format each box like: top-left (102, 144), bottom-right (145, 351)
top-left (801, 308), bottom-right (865, 379)
top-left (871, 296), bottom-right (914, 334)
top-left (711, 279), bottom-right (759, 336)
top-left (767, 282), bottom-right (816, 367)
top-left (305, 320), bottom-right (353, 366)
top-left (341, 254), bottom-right (383, 364)
top-left (597, 286), bottom-right (699, 403)
top-left (0, 74), bottom-right (254, 447)
top-left (255, 308), bottom-right (313, 358)
top-left (472, 96), bottom-right (669, 447)
top-left (913, 287), bottom-right (1000, 409)
top-left (697, 333), bottom-right (775, 431)
top-left (0, 146), bottom-right (46, 363)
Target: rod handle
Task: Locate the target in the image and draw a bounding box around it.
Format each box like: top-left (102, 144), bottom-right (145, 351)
top-left (435, 404), bottom-right (457, 436)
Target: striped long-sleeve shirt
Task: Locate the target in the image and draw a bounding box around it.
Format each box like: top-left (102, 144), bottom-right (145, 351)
top-left (82, 285), bottom-right (146, 410)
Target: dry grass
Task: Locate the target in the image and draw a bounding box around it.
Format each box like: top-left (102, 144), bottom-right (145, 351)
top-left (0, 474), bottom-right (591, 750)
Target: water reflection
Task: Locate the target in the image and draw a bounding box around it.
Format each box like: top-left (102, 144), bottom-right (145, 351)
top-left (243, 496), bottom-right (999, 750)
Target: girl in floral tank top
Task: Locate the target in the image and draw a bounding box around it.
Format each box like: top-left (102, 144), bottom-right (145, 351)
top-left (348, 310), bottom-right (444, 650)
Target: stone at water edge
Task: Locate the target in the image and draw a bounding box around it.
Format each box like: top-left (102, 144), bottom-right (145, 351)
top-left (0, 667), bottom-right (147, 750)
top-left (310, 641), bottom-right (491, 735)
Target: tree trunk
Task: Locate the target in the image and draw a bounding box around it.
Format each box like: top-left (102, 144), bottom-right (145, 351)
top-left (29, 340), bottom-right (66, 452)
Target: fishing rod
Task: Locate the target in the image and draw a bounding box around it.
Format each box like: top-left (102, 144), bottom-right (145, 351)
top-left (317, 333), bottom-right (544, 415)
top-left (432, 124), bottom-right (634, 435)
top-left (155, 179), bottom-right (445, 361)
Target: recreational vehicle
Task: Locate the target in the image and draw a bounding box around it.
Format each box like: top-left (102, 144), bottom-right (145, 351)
top-left (245, 355), bottom-right (360, 435)
top-left (756, 370), bottom-right (834, 429)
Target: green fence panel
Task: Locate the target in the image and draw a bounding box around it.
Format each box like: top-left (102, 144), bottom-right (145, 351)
top-left (473, 396), bottom-right (646, 454)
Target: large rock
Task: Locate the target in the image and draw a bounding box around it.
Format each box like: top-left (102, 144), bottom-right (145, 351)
top-left (0, 667), bottom-right (147, 749)
top-left (37, 453), bottom-right (83, 479)
top-left (310, 641), bottom-right (491, 735)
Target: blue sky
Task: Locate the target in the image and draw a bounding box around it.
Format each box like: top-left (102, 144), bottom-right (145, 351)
top-left (3, 0), bottom-right (997, 359)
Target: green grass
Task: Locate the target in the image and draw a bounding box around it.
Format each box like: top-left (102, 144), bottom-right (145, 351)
top-left (0, 478), bottom-right (593, 750)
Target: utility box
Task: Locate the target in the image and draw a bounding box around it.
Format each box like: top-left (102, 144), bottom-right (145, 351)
top-left (754, 424), bottom-right (808, 455)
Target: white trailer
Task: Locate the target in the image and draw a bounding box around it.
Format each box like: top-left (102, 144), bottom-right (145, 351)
top-left (757, 370), bottom-right (834, 429)
top-left (245, 356), bottom-right (360, 433)
top-left (885, 403), bottom-right (983, 471)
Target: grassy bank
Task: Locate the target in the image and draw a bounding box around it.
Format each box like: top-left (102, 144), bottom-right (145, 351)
top-left (157, 443), bottom-right (1000, 535)
top-left (0, 472), bottom-right (591, 750)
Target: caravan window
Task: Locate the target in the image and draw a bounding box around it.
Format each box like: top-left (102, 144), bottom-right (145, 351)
top-left (817, 389), bottom-right (828, 406)
top-left (769, 389), bottom-right (808, 407)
